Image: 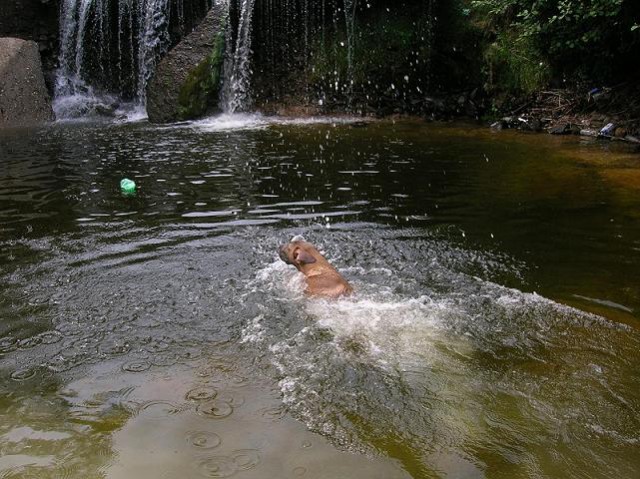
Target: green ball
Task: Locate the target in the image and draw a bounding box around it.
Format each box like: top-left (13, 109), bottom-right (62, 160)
top-left (120, 178), bottom-right (136, 195)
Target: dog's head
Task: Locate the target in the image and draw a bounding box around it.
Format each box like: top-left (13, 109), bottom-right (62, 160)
top-left (278, 240), bottom-right (319, 270)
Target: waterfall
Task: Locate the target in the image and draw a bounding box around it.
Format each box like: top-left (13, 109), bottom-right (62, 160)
top-left (221, 0), bottom-right (257, 113)
top-left (136, 0), bottom-right (171, 103)
top-left (54, 0), bottom-right (206, 118)
top-left (249, 0), bottom-right (436, 114)
top-left (52, 0), bottom-right (434, 120)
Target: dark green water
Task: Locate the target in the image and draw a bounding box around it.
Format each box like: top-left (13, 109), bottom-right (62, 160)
top-left (1, 115), bottom-right (639, 478)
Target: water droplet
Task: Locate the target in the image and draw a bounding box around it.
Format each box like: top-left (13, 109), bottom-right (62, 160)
top-left (195, 456), bottom-right (237, 478)
top-left (197, 399), bottom-right (234, 419)
top-left (99, 339), bottom-right (131, 356)
top-left (186, 386), bottom-right (218, 401)
top-left (216, 391), bottom-right (245, 407)
top-left (185, 430), bottom-right (222, 450)
top-left (151, 352), bottom-right (177, 367)
top-left (260, 406), bottom-right (286, 421)
top-left (139, 400), bottom-right (182, 419)
top-left (37, 331), bottom-right (63, 344)
top-left (11, 367), bottom-right (37, 381)
top-left (0, 336), bottom-right (18, 354)
top-left (231, 449), bottom-right (260, 471)
top-left (17, 336), bottom-right (43, 349)
top-left (122, 360), bottom-right (151, 372)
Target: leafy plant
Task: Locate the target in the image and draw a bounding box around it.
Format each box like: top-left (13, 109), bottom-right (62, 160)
top-left (484, 32), bottom-right (549, 93)
top-left (470, 0), bottom-right (640, 82)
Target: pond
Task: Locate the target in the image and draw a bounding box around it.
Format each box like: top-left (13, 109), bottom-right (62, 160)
top-left (1, 115), bottom-right (639, 478)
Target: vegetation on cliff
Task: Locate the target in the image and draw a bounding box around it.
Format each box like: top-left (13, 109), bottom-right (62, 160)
top-left (177, 31), bottom-right (225, 120)
top-left (471, 0), bottom-right (640, 93)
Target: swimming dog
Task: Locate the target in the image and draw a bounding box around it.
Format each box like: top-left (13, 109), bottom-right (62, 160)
top-left (279, 240), bottom-right (353, 298)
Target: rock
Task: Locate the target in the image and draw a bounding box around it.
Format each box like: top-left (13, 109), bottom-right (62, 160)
top-left (0, 0), bottom-right (59, 75)
top-left (464, 100), bottom-right (478, 118)
top-left (548, 123), bottom-right (580, 135)
top-left (529, 118), bottom-right (543, 132)
top-left (424, 96), bottom-right (445, 112)
top-left (0, 37), bottom-right (54, 127)
top-left (614, 127), bottom-right (627, 138)
top-left (146, 2), bottom-right (228, 123)
top-left (580, 129), bottom-right (598, 137)
top-left (568, 124), bottom-right (581, 135)
top-left (549, 123), bottom-right (569, 135)
top-left (95, 104), bottom-right (117, 117)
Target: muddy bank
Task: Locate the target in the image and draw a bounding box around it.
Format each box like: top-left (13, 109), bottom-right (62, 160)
top-left (488, 83), bottom-right (640, 146)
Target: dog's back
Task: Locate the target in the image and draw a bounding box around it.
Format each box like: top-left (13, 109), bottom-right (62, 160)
top-left (278, 240), bottom-right (353, 298)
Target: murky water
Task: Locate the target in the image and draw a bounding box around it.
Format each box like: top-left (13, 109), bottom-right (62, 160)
top-left (1, 115), bottom-right (639, 478)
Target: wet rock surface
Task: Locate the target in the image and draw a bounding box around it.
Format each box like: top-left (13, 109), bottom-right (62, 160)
top-left (0, 0), bottom-right (59, 81)
top-left (146, 1), bottom-right (228, 123)
top-left (0, 37), bottom-right (54, 127)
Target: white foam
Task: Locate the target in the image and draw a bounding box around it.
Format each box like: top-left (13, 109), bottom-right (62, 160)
top-left (189, 113), bottom-right (370, 132)
top-left (239, 241), bottom-right (617, 458)
top-left (191, 113), bottom-right (269, 132)
top-left (53, 92), bottom-right (147, 123)
top-left (242, 259), bottom-right (305, 299)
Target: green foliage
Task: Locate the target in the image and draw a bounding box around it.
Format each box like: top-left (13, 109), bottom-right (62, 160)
top-left (177, 31), bottom-right (225, 120)
top-left (484, 33), bottom-right (550, 93)
top-left (470, 0), bottom-right (640, 83)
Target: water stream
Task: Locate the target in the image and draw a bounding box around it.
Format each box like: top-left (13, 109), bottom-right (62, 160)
top-left (53, 1), bottom-right (378, 119)
top-left (221, 0), bottom-right (257, 113)
top-left (1, 117), bottom-right (639, 478)
top-left (55, 0), bottom-right (212, 119)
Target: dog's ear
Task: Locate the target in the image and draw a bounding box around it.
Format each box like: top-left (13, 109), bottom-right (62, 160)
top-left (293, 247), bottom-right (317, 265)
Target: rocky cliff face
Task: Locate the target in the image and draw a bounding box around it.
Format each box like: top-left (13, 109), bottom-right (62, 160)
top-left (146, 1), bottom-right (228, 123)
top-left (0, 0), bottom-right (60, 88)
top-left (0, 37), bottom-right (54, 126)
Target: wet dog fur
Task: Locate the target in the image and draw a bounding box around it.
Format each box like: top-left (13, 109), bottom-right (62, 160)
top-left (279, 240), bottom-right (353, 298)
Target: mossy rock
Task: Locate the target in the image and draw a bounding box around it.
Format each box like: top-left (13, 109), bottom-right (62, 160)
top-left (146, 3), bottom-right (228, 124)
top-left (177, 31), bottom-right (225, 120)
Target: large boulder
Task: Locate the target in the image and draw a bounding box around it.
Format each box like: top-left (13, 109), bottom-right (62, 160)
top-left (146, 1), bottom-right (228, 123)
top-left (0, 37), bottom-right (54, 127)
top-left (0, 0), bottom-right (60, 78)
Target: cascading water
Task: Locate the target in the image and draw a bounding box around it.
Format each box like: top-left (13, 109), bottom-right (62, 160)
top-left (221, 0), bottom-right (257, 113)
top-left (54, 0), bottom-right (210, 119)
top-left (250, 0), bottom-right (436, 115)
top-left (53, 0), bottom-right (434, 120)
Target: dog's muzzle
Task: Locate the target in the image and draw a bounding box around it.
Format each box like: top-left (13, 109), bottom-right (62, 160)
top-left (278, 244), bottom-right (292, 264)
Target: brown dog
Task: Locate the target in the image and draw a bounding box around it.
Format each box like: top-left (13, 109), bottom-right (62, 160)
top-left (279, 240), bottom-right (353, 298)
